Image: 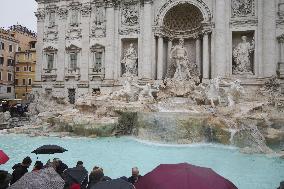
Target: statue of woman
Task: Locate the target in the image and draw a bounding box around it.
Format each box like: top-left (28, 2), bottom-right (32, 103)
top-left (121, 43), bottom-right (138, 76)
top-left (233, 36), bottom-right (254, 74)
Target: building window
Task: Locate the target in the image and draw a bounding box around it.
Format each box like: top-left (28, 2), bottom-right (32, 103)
top-left (70, 10), bottom-right (79, 26)
top-left (15, 79), bottom-right (18, 85)
top-left (23, 79), bottom-right (26, 85)
top-left (22, 93), bottom-right (26, 97)
top-left (47, 54), bottom-right (54, 70)
top-left (8, 73), bottom-right (12, 81)
top-left (0, 57), bottom-right (3, 64)
top-left (30, 42), bottom-right (36, 49)
top-left (24, 67), bottom-right (27, 71)
top-left (49, 12), bottom-right (56, 27)
top-left (7, 59), bottom-right (14, 66)
top-left (16, 67), bottom-right (20, 72)
top-left (0, 72), bottom-right (2, 80)
top-left (9, 45), bottom-right (13, 52)
top-left (0, 42), bottom-right (4, 50)
top-left (29, 66), bottom-right (32, 72)
top-left (7, 87), bottom-right (11, 93)
top-left (18, 47), bottom-right (21, 51)
top-left (28, 78), bottom-right (32, 85)
top-left (70, 53), bottom-right (77, 70)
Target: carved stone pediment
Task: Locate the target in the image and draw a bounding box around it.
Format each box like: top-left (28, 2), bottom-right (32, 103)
top-left (68, 1), bottom-right (82, 10)
top-left (90, 4), bottom-right (106, 38)
top-left (231, 0), bottom-right (255, 18)
top-left (43, 45), bottom-right (58, 52)
top-left (66, 44), bottom-right (81, 52)
top-left (90, 44), bottom-right (105, 52)
top-left (81, 3), bottom-right (91, 17)
top-left (230, 19), bottom-right (258, 27)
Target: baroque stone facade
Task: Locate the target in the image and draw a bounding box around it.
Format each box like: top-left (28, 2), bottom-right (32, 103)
top-left (34, 0), bottom-right (282, 103)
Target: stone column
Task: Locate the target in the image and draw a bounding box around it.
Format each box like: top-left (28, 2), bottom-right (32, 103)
top-left (35, 10), bottom-right (45, 82)
top-left (195, 36), bottom-right (201, 73)
top-left (157, 36), bottom-right (164, 80)
top-left (214, 0), bottom-right (227, 77)
top-left (142, 0), bottom-right (153, 80)
top-left (57, 9), bottom-right (68, 82)
top-left (167, 39), bottom-right (172, 68)
top-left (80, 5), bottom-right (91, 82)
top-left (202, 32), bottom-right (210, 79)
top-left (262, 0), bottom-right (277, 77)
top-left (105, 2), bottom-right (115, 80)
top-left (114, 5), bottom-right (119, 80)
top-left (280, 41), bottom-right (284, 62)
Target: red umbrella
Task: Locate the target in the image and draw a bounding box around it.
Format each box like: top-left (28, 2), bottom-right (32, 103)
top-left (135, 163), bottom-right (238, 189)
top-left (0, 150), bottom-right (9, 164)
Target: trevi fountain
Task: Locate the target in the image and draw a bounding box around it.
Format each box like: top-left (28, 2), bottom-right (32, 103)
top-left (1, 0), bottom-right (284, 188)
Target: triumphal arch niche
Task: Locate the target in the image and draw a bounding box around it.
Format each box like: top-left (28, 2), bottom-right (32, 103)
top-left (154, 0), bottom-right (213, 81)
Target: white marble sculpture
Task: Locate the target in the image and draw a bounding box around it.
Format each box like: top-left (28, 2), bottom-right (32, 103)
top-left (168, 38), bottom-right (195, 81)
top-left (121, 43), bottom-right (138, 77)
top-left (133, 83), bottom-right (159, 102)
top-left (109, 79), bottom-right (136, 102)
top-left (226, 79), bottom-right (245, 107)
top-left (233, 36), bottom-right (255, 74)
top-left (206, 76), bottom-right (222, 107)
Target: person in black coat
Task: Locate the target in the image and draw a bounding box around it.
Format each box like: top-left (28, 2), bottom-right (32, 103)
top-left (127, 167), bottom-right (142, 185)
top-left (10, 156), bottom-right (32, 185)
top-left (0, 170), bottom-right (11, 189)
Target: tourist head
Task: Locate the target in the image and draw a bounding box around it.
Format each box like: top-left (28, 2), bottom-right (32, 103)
top-left (241, 36), bottom-right (247, 42)
top-left (132, 167), bottom-right (139, 177)
top-left (76, 160), bottom-right (84, 167)
top-left (33, 161), bottom-right (43, 170)
top-left (22, 156), bottom-right (32, 167)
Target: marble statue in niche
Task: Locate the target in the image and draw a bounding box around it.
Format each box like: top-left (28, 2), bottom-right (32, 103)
top-left (168, 38), bottom-right (199, 81)
top-left (231, 0), bottom-right (254, 17)
top-left (233, 36), bottom-right (254, 74)
top-left (121, 43), bottom-right (138, 77)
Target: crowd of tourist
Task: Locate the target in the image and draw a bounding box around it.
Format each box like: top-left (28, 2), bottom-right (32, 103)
top-left (0, 156), bottom-right (142, 189)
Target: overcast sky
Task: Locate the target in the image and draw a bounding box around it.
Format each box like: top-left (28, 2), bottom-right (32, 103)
top-left (0, 0), bottom-right (37, 32)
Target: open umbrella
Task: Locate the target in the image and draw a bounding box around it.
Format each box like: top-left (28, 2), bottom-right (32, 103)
top-left (90, 178), bottom-right (135, 189)
top-left (0, 150), bottom-right (9, 164)
top-left (8, 167), bottom-right (65, 189)
top-left (64, 167), bottom-right (88, 185)
top-left (135, 163), bottom-right (238, 189)
top-left (31, 145), bottom-right (67, 154)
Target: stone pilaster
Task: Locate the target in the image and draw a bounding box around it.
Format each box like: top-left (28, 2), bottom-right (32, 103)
top-left (57, 7), bottom-right (68, 82)
top-left (262, 0), bottom-right (277, 77)
top-left (105, 1), bottom-right (115, 80)
top-left (202, 32), bottom-right (210, 79)
top-left (114, 5), bottom-right (119, 80)
top-left (157, 36), bottom-right (164, 80)
top-left (167, 39), bottom-right (173, 74)
top-left (81, 4), bottom-right (91, 82)
top-left (142, 0), bottom-right (153, 80)
top-left (214, 0), bottom-right (227, 77)
top-left (195, 36), bottom-right (201, 74)
top-left (35, 9), bottom-right (45, 82)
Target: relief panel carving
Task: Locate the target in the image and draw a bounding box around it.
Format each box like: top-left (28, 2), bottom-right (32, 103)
top-left (120, 0), bottom-right (140, 35)
top-left (231, 0), bottom-right (255, 18)
top-left (91, 2), bottom-right (106, 38)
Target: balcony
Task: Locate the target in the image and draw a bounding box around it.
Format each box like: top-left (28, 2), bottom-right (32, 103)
top-left (42, 68), bottom-right (57, 81)
top-left (65, 68), bottom-right (80, 81)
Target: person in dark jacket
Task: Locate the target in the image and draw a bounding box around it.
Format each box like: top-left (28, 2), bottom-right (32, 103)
top-left (10, 156), bottom-right (32, 185)
top-left (32, 161), bottom-right (44, 172)
top-left (127, 167), bottom-right (142, 185)
top-left (87, 167), bottom-right (104, 189)
top-left (0, 170), bottom-right (11, 189)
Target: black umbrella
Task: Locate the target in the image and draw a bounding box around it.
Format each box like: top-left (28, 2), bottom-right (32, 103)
top-left (64, 167), bottom-right (88, 185)
top-left (90, 179), bottom-right (134, 189)
top-left (32, 145), bottom-right (67, 154)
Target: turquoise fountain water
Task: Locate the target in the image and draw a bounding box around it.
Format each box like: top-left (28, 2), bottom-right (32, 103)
top-left (0, 134), bottom-right (283, 189)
